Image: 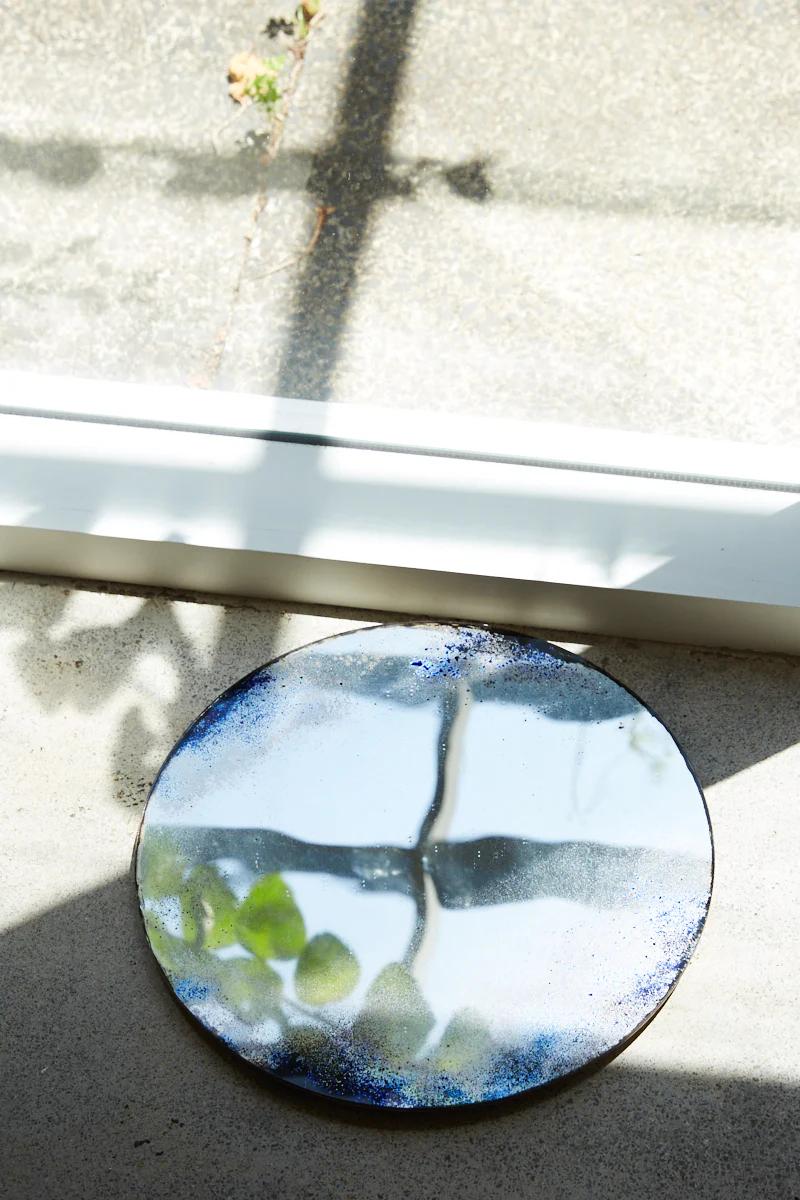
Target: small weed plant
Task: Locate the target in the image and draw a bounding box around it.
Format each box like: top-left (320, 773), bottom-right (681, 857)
top-left (246, 55), bottom-right (287, 113)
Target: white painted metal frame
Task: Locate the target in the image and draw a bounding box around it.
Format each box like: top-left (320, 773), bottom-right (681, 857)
top-left (1, 370), bottom-right (798, 652)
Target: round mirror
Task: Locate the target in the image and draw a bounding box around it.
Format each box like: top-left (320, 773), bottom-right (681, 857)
top-left (137, 624), bottom-right (712, 1108)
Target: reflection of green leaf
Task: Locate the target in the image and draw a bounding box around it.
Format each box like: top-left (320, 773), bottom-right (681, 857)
top-left (145, 914), bottom-right (206, 978)
top-left (236, 873), bottom-right (306, 960)
top-left (295, 933), bottom-right (359, 1005)
top-left (431, 1009), bottom-right (493, 1074)
top-left (180, 864), bottom-right (238, 949)
top-left (353, 963), bottom-right (434, 1062)
top-left (216, 957), bottom-right (282, 1024)
top-left (139, 837), bottom-right (186, 899)
top-left (281, 1023), bottom-right (329, 1063)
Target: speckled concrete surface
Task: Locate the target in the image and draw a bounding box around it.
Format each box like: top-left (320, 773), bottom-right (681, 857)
top-left (233, 0), bottom-right (800, 445)
top-left (0, 0), bottom-right (306, 387)
top-left (2, 0), bottom-right (799, 441)
top-left (2, 572), bottom-right (799, 1199)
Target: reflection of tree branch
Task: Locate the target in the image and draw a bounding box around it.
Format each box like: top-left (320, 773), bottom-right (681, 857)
top-left (403, 685), bottom-right (466, 966)
top-left (402, 865), bottom-right (426, 969)
top-left (402, 686), bottom-right (472, 964)
top-left (166, 827), bottom-right (417, 897)
top-left (157, 824), bottom-right (706, 912)
top-left (429, 837), bottom-right (709, 909)
top-left (416, 685), bottom-right (464, 848)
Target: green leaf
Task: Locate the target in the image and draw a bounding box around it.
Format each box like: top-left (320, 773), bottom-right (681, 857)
top-left (280, 1023), bottom-right (329, 1064)
top-left (295, 933), bottom-right (359, 1005)
top-left (248, 75), bottom-right (280, 109)
top-left (215, 957), bottom-right (283, 1024)
top-left (145, 914), bottom-right (207, 978)
top-left (138, 836), bottom-right (186, 899)
top-left (245, 54), bottom-right (287, 112)
top-left (352, 963), bottom-right (434, 1063)
top-left (431, 1009), bottom-right (493, 1075)
top-left (236, 873), bottom-right (306, 960)
top-left (179, 864), bottom-right (238, 949)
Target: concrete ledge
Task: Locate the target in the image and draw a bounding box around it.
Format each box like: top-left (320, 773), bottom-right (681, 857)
top-left (2, 375), bottom-right (799, 655)
top-left (3, 526), bottom-right (799, 655)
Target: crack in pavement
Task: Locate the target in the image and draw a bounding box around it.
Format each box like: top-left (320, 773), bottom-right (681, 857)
top-left (193, 13), bottom-right (325, 389)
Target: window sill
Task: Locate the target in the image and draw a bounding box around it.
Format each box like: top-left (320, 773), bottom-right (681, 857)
top-left (2, 370), bottom-right (798, 653)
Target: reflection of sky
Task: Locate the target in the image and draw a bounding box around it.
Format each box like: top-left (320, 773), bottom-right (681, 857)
top-left (142, 624), bottom-right (712, 1083)
top-left (416, 895), bottom-right (704, 1045)
top-left (151, 692), bottom-right (438, 843)
top-left (452, 702), bottom-right (707, 855)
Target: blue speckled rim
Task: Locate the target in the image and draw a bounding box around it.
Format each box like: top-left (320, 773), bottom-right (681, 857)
top-left (135, 621), bottom-right (714, 1111)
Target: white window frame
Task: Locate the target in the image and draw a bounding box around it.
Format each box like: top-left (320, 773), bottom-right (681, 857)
top-left (1, 369), bottom-right (798, 653)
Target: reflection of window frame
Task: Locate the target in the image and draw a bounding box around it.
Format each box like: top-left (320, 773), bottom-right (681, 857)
top-left (1, 369), bottom-right (798, 653)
